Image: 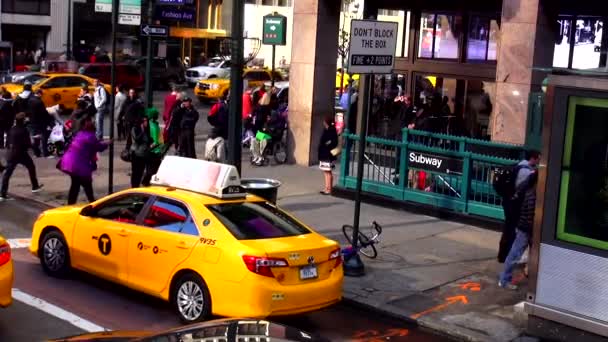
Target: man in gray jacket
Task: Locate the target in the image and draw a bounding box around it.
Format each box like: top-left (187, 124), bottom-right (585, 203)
top-left (93, 79), bottom-right (108, 140)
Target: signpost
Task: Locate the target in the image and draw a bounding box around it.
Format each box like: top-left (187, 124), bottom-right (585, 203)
top-left (96, 0), bottom-right (141, 26)
top-left (154, 6), bottom-right (195, 22)
top-left (262, 13), bottom-right (287, 88)
top-left (140, 24), bottom-right (169, 37)
top-left (344, 19), bottom-right (398, 277)
top-left (95, 0), bottom-right (112, 12)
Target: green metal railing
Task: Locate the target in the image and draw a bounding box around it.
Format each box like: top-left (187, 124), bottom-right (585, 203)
top-left (339, 128), bottom-right (526, 220)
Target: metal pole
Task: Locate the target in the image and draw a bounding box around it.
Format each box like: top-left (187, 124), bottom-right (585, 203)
top-left (228, 0), bottom-right (244, 174)
top-left (144, 1), bottom-right (154, 107)
top-left (108, 0), bottom-right (119, 194)
top-left (271, 44), bottom-right (275, 88)
top-left (352, 73), bottom-right (372, 249)
top-left (66, 0), bottom-right (72, 60)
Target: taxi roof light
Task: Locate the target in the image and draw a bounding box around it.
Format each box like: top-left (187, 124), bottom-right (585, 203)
top-left (151, 156), bottom-right (246, 199)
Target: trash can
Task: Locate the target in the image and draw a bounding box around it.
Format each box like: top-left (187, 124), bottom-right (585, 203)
top-left (241, 178), bottom-right (282, 204)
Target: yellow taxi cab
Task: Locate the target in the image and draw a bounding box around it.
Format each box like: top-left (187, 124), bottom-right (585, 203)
top-left (2, 72), bottom-right (111, 111)
top-left (30, 157), bottom-right (343, 323)
top-left (195, 68), bottom-right (283, 102)
top-left (0, 235), bottom-right (14, 308)
top-left (336, 72), bottom-right (359, 90)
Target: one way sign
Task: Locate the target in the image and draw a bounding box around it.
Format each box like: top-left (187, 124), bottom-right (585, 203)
top-left (140, 24), bottom-right (168, 37)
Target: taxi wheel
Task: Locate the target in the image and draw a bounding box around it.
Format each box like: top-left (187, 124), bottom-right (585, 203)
top-left (41, 231), bottom-right (70, 278)
top-left (172, 273), bottom-right (211, 323)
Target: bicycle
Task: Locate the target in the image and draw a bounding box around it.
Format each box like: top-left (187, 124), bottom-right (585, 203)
top-left (341, 221), bottom-right (383, 259)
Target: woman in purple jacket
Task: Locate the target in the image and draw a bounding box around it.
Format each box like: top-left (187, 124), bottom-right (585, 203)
top-left (59, 118), bottom-right (110, 205)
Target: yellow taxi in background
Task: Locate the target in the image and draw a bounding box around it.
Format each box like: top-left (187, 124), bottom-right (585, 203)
top-left (195, 68), bottom-right (284, 102)
top-left (0, 235), bottom-right (14, 308)
top-left (336, 72), bottom-right (359, 90)
top-left (2, 73), bottom-right (111, 111)
top-left (30, 157), bottom-right (343, 323)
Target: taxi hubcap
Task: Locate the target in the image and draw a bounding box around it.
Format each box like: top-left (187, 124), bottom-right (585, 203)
top-left (177, 281), bottom-right (204, 321)
top-left (44, 237), bottom-right (65, 271)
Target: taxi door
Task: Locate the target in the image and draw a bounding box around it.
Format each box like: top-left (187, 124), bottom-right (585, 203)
top-left (71, 194), bottom-right (151, 283)
top-left (126, 197), bottom-right (200, 294)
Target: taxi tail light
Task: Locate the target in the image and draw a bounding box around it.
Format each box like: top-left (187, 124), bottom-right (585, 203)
top-left (329, 248), bottom-right (342, 268)
top-left (242, 255), bottom-right (288, 278)
top-left (0, 243), bottom-right (11, 266)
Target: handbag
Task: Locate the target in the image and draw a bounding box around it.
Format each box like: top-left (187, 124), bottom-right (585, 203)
top-left (120, 148), bottom-right (131, 162)
top-left (330, 147), bottom-right (341, 157)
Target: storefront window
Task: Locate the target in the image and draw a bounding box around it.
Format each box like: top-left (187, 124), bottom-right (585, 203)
top-left (366, 74), bottom-right (407, 138)
top-left (413, 74), bottom-right (494, 140)
top-left (467, 16), bottom-right (499, 62)
top-left (418, 13), bottom-right (461, 59)
top-left (572, 18), bottom-right (604, 69)
top-left (1, 0), bottom-right (50, 15)
top-left (418, 13), bottom-right (436, 58)
top-left (378, 9), bottom-right (411, 58)
top-left (553, 16), bottom-right (606, 70)
top-left (557, 98), bottom-right (608, 250)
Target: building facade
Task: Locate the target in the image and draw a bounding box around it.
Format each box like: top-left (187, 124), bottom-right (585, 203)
top-left (288, 0), bottom-right (608, 165)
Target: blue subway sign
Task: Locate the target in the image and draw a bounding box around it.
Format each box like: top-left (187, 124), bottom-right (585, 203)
top-left (155, 6), bottom-right (195, 22)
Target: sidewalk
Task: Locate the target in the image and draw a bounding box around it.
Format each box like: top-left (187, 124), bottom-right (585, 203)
top-left (1, 142), bottom-right (528, 341)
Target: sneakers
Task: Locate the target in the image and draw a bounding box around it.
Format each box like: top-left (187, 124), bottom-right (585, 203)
top-left (0, 196), bottom-right (13, 202)
top-left (498, 280), bottom-right (518, 290)
top-left (32, 184), bottom-right (44, 193)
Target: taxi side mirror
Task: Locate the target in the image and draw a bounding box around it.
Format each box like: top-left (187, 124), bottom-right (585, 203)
top-left (80, 205), bottom-right (94, 217)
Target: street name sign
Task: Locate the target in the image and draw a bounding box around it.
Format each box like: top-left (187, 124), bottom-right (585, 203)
top-left (158, 0), bottom-right (195, 4)
top-left (348, 19), bottom-right (398, 74)
top-left (155, 6), bottom-right (196, 23)
top-left (262, 14), bottom-right (287, 46)
top-left (141, 24), bottom-right (169, 37)
top-left (95, 0), bottom-right (112, 12)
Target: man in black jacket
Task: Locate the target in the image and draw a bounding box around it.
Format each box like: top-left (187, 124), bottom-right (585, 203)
top-left (0, 112), bottom-right (43, 201)
top-left (122, 89), bottom-right (144, 150)
top-left (177, 97), bottom-right (199, 159)
top-left (29, 89), bottom-right (53, 157)
top-left (0, 90), bottom-right (15, 149)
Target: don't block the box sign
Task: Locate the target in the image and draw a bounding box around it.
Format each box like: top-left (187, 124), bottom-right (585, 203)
top-left (151, 157), bottom-right (245, 199)
top-left (348, 19), bottom-right (398, 74)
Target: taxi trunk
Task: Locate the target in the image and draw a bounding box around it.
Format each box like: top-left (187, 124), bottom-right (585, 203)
top-left (239, 235), bottom-right (341, 286)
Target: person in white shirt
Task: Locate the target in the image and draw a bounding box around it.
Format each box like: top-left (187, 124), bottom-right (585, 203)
top-left (114, 85), bottom-right (128, 140)
top-left (93, 79), bottom-right (108, 140)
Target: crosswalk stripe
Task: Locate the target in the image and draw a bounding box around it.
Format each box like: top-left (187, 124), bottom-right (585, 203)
top-left (7, 238), bottom-right (31, 249)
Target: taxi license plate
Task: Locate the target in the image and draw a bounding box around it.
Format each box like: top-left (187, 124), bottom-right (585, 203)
top-left (299, 265), bottom-right (318, 280)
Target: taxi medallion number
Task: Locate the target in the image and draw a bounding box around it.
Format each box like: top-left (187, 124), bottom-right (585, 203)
top-left (299, 265), bottom-right (318, 280)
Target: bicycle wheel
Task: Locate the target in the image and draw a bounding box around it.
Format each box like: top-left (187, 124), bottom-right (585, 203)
top-left (342, 225), bottom-right (378, 259)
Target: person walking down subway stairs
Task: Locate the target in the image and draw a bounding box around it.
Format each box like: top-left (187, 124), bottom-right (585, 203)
top-left (177, 97), bottom-right (199, 159)
top-left (0, 112), bottom-right (44, 202)
top-left (130, 116), bottom-right (152, 188)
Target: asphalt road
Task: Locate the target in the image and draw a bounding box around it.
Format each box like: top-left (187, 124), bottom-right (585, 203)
top-left (0, 195), bottom-right (452, 341)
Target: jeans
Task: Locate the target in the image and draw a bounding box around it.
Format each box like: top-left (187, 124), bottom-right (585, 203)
top-left (30, 127), bottom-right (49, 157)
top-left (142, 155), bottom-right (162, 186)
top-left (1, 154), bottom-right (40, 197)
top-left (68, 175), bottom-right (95, 205)
top-left (131, 155), bottom-right (147, 188)
top-left (178, 129), bottom-right (196, 159)
top-left (251, 138), bottom-right (268, 160)
top-left (499, 229), bottom-right (530, 285)
top-left (498, 198), bottom-right (521, 263)
top-left (95, 109), bottom-right (106, 140)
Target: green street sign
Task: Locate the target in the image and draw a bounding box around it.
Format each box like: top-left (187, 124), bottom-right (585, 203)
top-left (262, 14), bottom-right (287, 46)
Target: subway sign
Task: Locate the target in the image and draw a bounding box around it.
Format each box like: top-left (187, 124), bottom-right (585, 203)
top-left (262, 14), bottom-right (287, 46)
top-left (408, 151), bottom-right (463, 174)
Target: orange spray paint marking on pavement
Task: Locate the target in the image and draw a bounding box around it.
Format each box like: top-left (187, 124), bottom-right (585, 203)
top-left (352, 328), bottom-right (410, 341)
top-left (410, 295), bottom-right (469, 320)
top-left (459, 282), bottom-right (481, 291)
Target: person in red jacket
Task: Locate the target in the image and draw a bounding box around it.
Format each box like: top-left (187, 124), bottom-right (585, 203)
top-left (163, 84), bottom-right (179, 124)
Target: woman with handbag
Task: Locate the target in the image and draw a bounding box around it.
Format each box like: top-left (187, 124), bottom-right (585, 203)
top-left (318, 115), bottom-right (339, 195)
top-left (130, 115), bottom-right (152, 188)
top-left (59, 118), bottom-right (110, 205)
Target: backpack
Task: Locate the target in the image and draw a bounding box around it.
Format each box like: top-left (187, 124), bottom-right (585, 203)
top-left (493, 163), bottom-right (530, 198)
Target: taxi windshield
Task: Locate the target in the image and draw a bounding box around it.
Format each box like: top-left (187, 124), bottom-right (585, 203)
top-left (15, 74), bottom-right (49, 85)
top-left (207, 202), bottom-right (311, 240)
